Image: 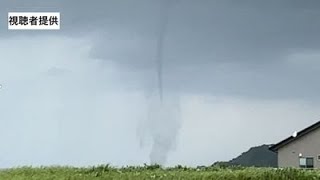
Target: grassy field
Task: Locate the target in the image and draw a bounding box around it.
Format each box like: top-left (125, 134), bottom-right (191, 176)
top-left (0, 165), bottom-right (320, 180)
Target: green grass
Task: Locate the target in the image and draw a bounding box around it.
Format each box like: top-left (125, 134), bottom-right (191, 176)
top-left (0, 165), bottom-right (320, 180)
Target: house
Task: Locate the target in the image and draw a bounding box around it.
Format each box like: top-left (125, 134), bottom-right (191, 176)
top-left (270, 121), bottom-right (320, 169)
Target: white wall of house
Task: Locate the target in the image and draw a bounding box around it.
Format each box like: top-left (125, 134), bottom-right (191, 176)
top-left (277, 127), bottom-right (320, 168)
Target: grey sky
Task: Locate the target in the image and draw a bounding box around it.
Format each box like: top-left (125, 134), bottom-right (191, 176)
top-left (0, 0), bottom-right (320, 167)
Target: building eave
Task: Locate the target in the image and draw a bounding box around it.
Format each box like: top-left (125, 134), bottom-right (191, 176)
top-left (269, 121), bottom-right (320, 152)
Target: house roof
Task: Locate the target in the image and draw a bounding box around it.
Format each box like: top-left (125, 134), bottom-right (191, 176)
top-left (269, 120), bottom-right (320, 152)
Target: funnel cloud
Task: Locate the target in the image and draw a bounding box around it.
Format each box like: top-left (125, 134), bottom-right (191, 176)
top-left (141, 0), bottom-right (181, 165)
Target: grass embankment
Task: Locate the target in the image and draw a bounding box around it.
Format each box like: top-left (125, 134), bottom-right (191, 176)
top-left (0, 165), bottom-right (319, 180)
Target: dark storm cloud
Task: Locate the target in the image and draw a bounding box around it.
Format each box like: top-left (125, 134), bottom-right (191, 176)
top-left (2, 0), bottom-right (320, 99)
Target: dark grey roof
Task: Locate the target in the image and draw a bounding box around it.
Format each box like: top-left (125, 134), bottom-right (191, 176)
top-left (269, 121), bottom-right (320, 152)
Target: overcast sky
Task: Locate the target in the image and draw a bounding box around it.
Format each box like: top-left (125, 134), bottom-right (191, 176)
top-left (0, 0), bottom-right (320, 168)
